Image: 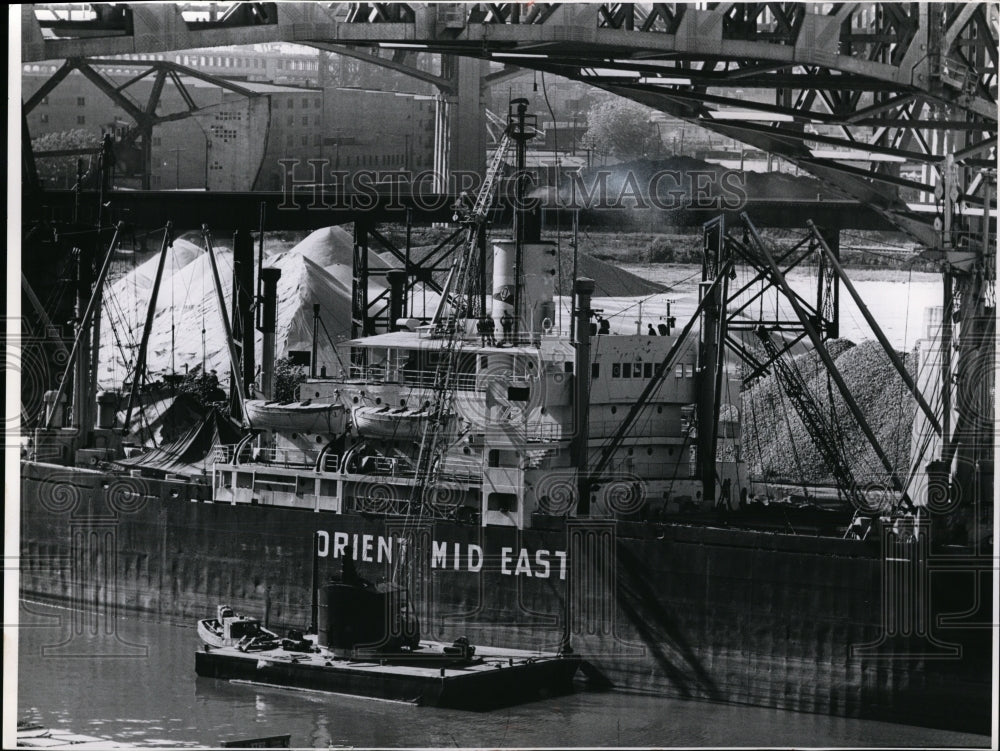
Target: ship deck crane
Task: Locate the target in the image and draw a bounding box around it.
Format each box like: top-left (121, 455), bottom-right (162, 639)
top-left (409, 117), bottom-right (517, 519)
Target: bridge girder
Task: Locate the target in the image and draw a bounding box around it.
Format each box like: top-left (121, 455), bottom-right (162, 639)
top-left (22, 3), bottom-right (998, 247)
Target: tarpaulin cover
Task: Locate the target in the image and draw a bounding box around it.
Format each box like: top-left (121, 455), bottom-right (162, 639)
top-left (116, 408), bottom-right (243, 477)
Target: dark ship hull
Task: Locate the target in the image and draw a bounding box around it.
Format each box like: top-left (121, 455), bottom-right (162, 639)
top-left (19, 462), bottom-right (992, 733)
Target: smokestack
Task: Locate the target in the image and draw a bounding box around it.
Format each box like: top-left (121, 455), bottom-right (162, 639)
top-left (387, 269), bottom-right (407, 331)
top-left (259, 267), bottom-right (282, 399)
top-left (573, 277), bottom-right (595, 515)
top-left (231, 229), bottom-right (255, 405)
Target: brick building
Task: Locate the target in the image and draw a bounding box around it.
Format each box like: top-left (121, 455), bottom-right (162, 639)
top-left (23, 47), bottom-right (437, 191)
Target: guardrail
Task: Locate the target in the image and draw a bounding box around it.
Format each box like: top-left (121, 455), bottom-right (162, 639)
top-left (212, 445), bottom-right (339, 472)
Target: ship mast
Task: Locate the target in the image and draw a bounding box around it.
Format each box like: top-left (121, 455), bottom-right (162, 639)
top-left (408, 116), bottom-right (516, 519)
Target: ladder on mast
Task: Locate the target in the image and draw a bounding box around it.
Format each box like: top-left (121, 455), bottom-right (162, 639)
top-left (410, 131), bottom-right (514, 518)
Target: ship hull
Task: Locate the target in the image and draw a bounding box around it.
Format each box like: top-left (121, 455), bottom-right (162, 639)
top-left (18, 461), bottom-right (992, 733)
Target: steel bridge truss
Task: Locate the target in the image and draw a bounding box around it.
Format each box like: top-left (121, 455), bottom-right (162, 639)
top-left (23, 57), bottom-right (264, 190)
top-left (707, 212), bottom-right (915, 508)
top-left (23, 2), bottom-right (998, 249)
top-left (703, 214), bottom-right (839, 384)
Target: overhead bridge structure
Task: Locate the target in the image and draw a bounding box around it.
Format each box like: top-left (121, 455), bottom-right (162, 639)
top-left (22, 2), bottom-right (997, 248)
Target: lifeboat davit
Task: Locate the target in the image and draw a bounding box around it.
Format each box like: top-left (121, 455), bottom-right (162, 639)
top-left (245, 399), bottom-right (347, 435)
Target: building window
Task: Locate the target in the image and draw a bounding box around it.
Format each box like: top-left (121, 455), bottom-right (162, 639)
top-left (287, 115), bottom-right (294, 126)
top-left (153, 137), bottom-right (161, 146)
top-left (288, 98), bottom-right (294, 108)
top-left (643, 362), bottom-right (653, 378)
top-left (313, 134), bottom-right (321, 146)
top-left (612, 363), bottom-right (621, 378)
top-left (302, 97), bottom-right (309, 108)
top-left (313, 97), bottom-right (321, 108)
top-left (592, 363), bottom-right (600, 378)
top-left (76, 115), bottom-right (86, 124)
top-left (76, 97), bottom-right (86, 106)
top-left (301, 116), bottom-right (308, 126)
top-left (301, 135), bottom-right (308, 147)
top-left (286, 135), bottom-right (294, 147)
top-left (622, 363), bottom-right (632, 378)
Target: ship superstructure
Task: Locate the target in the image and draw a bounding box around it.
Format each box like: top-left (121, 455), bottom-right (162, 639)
top-left (212, 100), bottom-right (736, 528)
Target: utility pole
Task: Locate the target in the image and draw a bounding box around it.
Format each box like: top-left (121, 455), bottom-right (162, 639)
top-left (170, 146), bottom-right (186, 189)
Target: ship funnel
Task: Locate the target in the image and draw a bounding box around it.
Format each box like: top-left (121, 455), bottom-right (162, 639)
top-left (259, 267), bottom-right (282, 399)
top-left (43, 390), bottom-right (67, 427)
top-left (573, 277), bottom-right (595, 515)
top-left (96, 390), bottom-right (118, 430)
top-left (491, 241), bottom-right (557, 344)
top-left (387, 269), bottom-right (407, 331)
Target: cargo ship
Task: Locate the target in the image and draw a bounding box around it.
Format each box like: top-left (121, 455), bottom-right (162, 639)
top-left (19, 102), bottom-right (993, 734)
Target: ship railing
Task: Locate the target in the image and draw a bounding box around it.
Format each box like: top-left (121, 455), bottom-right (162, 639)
top-left (523, 422), bottom-right (564, 441)
top-left (399, 368), bottom-right (478, 391)
top-left (253, 447), bottom-right (321, 468)
top-left (211, 444), bottom-right (337, 472)
top-left (347, 496), bottom-right (415, 516)
top-left (347, 495), bottom-right (471, 521)
top-left (351, 457), bottom-right (479, 482)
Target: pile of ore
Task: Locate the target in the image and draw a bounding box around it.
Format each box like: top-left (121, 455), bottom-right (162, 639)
top-left (741, 339), bottom-right (917, 487)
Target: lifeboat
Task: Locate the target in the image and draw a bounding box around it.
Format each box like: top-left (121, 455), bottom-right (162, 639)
top-left (352, 405), bottom-right (437, 441)
top-left (245, 399), bottom-right (347, 435)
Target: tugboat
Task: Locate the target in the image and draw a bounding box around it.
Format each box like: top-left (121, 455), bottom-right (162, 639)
top-left (197, 605), bottom-right (281, 651)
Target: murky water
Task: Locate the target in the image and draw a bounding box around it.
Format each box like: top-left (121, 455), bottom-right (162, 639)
top-left (16, 602), bottom-right (989, 748)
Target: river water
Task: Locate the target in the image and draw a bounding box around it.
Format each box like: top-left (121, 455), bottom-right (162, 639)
top-left (15, 602), bottom-right (989, 748)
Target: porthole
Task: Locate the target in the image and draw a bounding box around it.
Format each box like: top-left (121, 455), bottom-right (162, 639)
top-left (291, 433), bottom-right (298, 439)
top-left (375, 397), bottom-right (382, 405)
top-left (353, 396), bottom-right (359, 404)
top-left (657, 406), bottom-right (663, 414)
top-left (611, 406), bottom-right (617, 415)
top-left (316, 436), bottom-right (324, 444)
top-left (647, 447), bottom-right (653, 456)
top-left (424, 401), bottom-right (431, 408)
top-left (627, 448), bottom-right (634, 456)
top-left (400, 399), bottom-right (407, 407)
